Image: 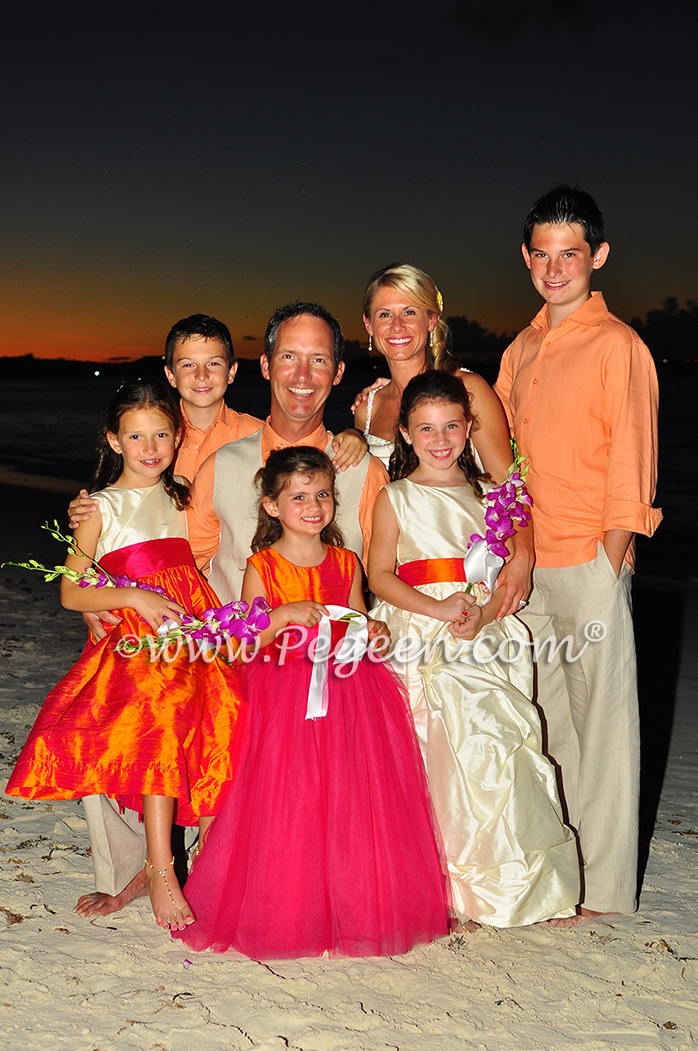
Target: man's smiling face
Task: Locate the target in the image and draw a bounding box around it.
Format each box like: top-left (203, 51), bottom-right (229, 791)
top-left (261, 314), bottom-right (344, 435)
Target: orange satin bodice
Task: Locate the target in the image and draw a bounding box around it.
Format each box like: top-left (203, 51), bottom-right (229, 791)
top-left (248, 545), bottom-right (359, 608)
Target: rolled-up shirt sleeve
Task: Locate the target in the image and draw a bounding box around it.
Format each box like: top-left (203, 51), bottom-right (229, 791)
top-left (601, 333), bottom-right (662, 538)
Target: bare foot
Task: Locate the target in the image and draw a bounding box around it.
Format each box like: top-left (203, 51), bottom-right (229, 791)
top-left (542, 908), bottom-right (621, 929)
top-left (75, 867), bottom-right (148, 917)
top-left (579, 908), bottom-right (620, 920)
top-left (541, 913), bottom-right (592, 929)
top-left (145, 856), bottom-right (195, 931)
top-left (449, 914), bottom-right (481, 933)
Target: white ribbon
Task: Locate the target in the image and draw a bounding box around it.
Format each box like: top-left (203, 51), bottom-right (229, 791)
top-left (463, 539), bottom-right (504, 603)
top-left (305, 605), bottom-right (369, 720)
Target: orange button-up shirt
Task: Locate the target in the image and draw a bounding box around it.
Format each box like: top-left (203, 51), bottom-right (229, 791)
top-left (494, 292), bottom-right (662, 569)
top-left (188, 419), bottom-right (387, 575)
top-left (175, 401), bottom-right (263, 482)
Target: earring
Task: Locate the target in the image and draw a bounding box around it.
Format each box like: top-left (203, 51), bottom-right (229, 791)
top-left (368, 335), bottom-right (373, 354)
top-left (429, 330), bottom-right (435, 349)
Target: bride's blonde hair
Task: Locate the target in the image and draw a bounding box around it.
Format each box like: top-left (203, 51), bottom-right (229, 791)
top-left (362, 263), bottom-right (452, 370)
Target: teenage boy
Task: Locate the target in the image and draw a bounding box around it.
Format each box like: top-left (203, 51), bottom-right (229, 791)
top-left (494, 186), bottom-right (661, 920)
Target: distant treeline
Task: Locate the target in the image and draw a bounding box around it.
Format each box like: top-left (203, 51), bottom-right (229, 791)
top-left (630, 298), bottom-right (698, 364)
top-left (1, 300), bottom-right (694, 378)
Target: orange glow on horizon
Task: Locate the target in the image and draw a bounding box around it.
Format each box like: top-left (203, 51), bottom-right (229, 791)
top-left (2, 314), bottom-right (519, 363)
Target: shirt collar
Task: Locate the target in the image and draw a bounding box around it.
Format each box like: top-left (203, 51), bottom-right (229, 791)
top-left (260, 418), bottom-right (330, 462)
top-left (531, 290), bottom-right (608, 334)
top-left (180, 399), bottom-right (229, 435)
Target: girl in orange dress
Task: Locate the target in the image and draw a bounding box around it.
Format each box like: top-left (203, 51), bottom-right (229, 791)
top-left (173, 447), bottom-right (449, 959)
top-left (6, 380), bottom-right (246, 932)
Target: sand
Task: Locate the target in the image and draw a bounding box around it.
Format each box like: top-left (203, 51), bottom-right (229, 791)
top-left (1, 502), bottom-right (696, 1050)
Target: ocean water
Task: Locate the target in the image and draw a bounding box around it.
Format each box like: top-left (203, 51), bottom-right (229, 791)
top-left (0, 367), bottom-right (692, 581)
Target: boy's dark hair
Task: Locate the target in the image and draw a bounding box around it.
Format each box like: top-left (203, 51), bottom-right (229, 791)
top-left (264, 302), bottom-right (344, 369)
top-left (523, 185), bottom-right (606, 254)
top-left (390, 370), bottom-right (488, 496)
top-left (92, 379), bottom-right (189, 510)
top-left (164, 314), bottom-right (235, 370)
top-left (251, 446), bottom-right (344, 552)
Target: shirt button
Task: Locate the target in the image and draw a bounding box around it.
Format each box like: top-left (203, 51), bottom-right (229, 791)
top-left (545, 341), bottom-right (551, 346)
top-left (532, 379), bottom-right (538, 385)
top-left (523, 418), bottom-right (529, 424)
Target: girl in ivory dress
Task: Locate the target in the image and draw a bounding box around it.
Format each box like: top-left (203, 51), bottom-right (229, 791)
top-left (369, 371), bottom-right (580, 930)
top-left (174, 447), bottom-right (449, 959)
top-left (7, 381), bottom-right (246, 932)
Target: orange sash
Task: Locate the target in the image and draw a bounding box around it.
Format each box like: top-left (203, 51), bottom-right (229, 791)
top-left (397, 558), bottom-right (467, 587)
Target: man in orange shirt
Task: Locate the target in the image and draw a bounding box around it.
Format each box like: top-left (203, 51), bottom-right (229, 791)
top-left (495, 186), bottom-right (661, 920)
top-left (188, 301), bottom-right (387, 603)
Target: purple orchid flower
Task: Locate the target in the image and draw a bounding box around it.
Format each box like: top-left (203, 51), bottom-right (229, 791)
top-left (466, 454), bottom-right (532, 561)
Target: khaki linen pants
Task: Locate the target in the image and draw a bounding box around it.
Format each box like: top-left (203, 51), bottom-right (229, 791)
top-left (82, 795), bottom-right (145, 896)
top-left (519, 543), bottom-right (639, 914)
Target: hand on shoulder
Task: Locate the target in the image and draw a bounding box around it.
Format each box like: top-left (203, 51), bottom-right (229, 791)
top-left (68, 489), bottom-right (99, 529)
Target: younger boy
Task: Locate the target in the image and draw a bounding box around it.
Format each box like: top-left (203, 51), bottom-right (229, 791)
top-left (494, 186), bottom-right (661, 919)
top-left (163, 313), bottom-right (263, 481)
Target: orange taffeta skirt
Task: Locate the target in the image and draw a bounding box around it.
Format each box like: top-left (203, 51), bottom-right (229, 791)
top-left (6, 538), bottom-right (246, 825)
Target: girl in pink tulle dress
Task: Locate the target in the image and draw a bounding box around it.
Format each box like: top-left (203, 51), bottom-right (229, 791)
top-left (174, 447), bottom-right (448, 958)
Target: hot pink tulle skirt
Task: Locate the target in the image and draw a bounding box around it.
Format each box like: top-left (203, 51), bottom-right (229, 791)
top-left (174, 638), bottom-right (449, 958)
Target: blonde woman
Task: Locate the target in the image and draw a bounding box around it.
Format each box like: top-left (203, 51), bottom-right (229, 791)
top-left (354, 264), bottom-right (532, 616)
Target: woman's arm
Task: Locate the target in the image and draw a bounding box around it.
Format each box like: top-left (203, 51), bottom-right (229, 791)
top-left (367, 488), bottom-right (475, 622)
top-left (495, 524), bottom-right (534, 619)
top-left (459, 372), bottom-right (534, 616)
top-left (351, 376), bottom-right (391, 419)
top-left (458, 371), bottom-right (514, 483)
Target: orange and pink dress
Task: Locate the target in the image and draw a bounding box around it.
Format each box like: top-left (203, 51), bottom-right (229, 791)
top-left (173, 544), bottom-right (449, 959)
top-left (6, 481), bottom-right (245, 825)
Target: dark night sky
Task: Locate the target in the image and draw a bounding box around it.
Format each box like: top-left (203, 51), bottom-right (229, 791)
top-left (2, 1), bottom-right (696, 360)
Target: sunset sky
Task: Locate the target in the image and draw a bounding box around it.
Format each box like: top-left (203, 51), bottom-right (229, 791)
top-left (2, 1), bottom-right (696, 361)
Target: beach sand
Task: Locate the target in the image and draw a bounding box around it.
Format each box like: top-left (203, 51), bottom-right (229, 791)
top-left (1, 486), bottom-right (696, 1051)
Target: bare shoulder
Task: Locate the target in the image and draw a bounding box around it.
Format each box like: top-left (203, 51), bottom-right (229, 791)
top-left (455, 369), bottom-right (495, 398)
top-left (455, 369), bottom-right (506, 423)
top-left (373, 484), bottom-right (397, 521)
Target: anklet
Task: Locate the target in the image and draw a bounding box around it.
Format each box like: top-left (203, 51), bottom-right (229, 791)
top-left (145, 856), bottom-right (178, 914)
